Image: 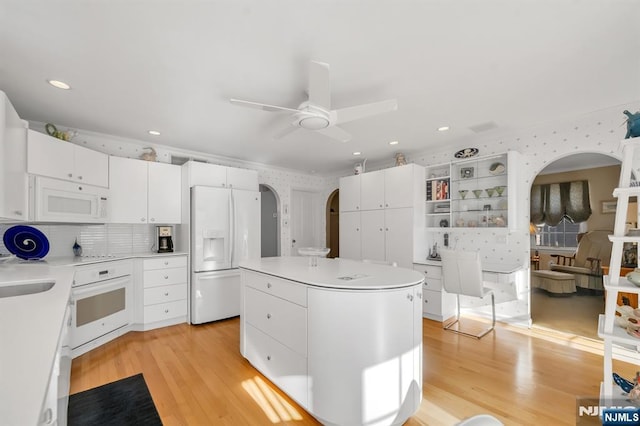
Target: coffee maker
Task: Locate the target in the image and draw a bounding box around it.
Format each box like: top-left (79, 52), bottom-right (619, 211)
top-left (156, 226), bottom-right (174, 253)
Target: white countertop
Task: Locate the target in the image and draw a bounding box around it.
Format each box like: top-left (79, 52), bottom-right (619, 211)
top-left (0, 262), bottom-right (75, 426)
top-left (240, 256), bottom-right (424, 290)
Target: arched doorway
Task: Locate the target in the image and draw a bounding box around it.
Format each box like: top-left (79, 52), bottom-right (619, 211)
top-left (259, 184), bottom-right (281, 257)
top-left (325, 189), bottom-right (339, 258)
top-left (528, 152), bottom-right (621, 338)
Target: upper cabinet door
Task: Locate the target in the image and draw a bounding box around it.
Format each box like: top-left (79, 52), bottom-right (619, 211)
top-left (384, 165), bottom-right (414, 209)
top-left (108, 156), bottom-right (148, 223)
top-left (339, 175), bottom-right (361, 212)
top-left (0, 93), bottom-right (28, 221)
top-left (27, 130), bottom-right (75, 181)
top-left (74, 144), bottom-right (109, 187)
top-left (360, 170), bottom-right (385, 210)
top-left (226, 167), bottom-right (258, 191)
top-left (185, 161), bottom-right (227, 188)
top-left (148, 161), bottom-right (181, 224)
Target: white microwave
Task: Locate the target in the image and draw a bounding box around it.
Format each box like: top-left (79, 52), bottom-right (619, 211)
top-left (30, 176), bottom-right (109, 223)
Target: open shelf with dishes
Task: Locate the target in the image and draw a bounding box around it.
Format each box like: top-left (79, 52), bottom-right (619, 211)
top-left (424, 152), bottom-right (517, 231)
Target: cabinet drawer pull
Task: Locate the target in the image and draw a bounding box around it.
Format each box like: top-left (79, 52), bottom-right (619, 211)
top-left (68, 173), bottom-right (73, 178)
top-left (164, 292), bottom-right (169, 296)
top-left (165, 309), bottom-right (169, 313)
top-left (78, 175), bottom-right (83, 180)
top-left (266, 313), bottom-right (271, 319)
top-left (164, 261), bottom-right (169, 265)
top-left (267, 282), bottom-right (272, 288)
top-left (164, 275), bottom-right (169, 279)
top-left (267, 355), bottom-right (271, 361)
top-left (141, 218), bottom-right (146, 222)
top-left (150, 218), bottom-right (155, 222)
top-left (407, 294), bottom-right (414, 302)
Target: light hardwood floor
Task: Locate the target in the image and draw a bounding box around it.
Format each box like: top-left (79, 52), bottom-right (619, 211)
top-left (70, 318), bottom-right (637, 425)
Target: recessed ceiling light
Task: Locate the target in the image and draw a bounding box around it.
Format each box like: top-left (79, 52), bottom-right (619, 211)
top-left (437, 126), bottom-right (450, 132)
top-left (389, 140), bottom-right (399, 145)
top-left (353, 151), bottom-right (361, 156)
top-left (148, 130), bottom-right (161, 136)
top-left (47, 80), bottom-right (71, 90)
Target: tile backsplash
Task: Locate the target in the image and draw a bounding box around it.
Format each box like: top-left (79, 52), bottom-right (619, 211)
top-left (0, 223), bottom-right (157, 258)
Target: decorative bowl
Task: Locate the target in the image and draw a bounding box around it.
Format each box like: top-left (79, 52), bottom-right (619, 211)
top-left (298, 247), bottom-right (330, 267)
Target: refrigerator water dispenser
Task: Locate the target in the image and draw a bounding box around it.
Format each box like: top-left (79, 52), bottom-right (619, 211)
top-left (203, 229), bottom-right (226, 262)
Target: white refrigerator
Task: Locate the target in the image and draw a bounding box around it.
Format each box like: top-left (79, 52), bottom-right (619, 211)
top-left (191, 185), bottom-right (260, 324)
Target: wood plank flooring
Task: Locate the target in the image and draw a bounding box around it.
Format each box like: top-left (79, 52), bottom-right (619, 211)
top-left (70, 318), bottom-right (638, 425)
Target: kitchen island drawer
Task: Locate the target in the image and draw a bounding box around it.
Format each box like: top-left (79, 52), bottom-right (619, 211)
top-left (143, 256), bottom-right (187, 271)
top-left (245, 324), bottom-right (308, 407)
top-left (144, 283), bottom-right (187, 305)
top-left (245, 286), bottom-right (307, 356)
top-left (242, 270), bottom-right (307, 307)
top-left (144, 299), bottom-right (187, 323)
top-left (143, 267), bottom-right (187, 288)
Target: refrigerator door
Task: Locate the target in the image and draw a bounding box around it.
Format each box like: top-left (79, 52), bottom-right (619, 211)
top-left (231, 189), bottom-right (261, 267)
top-left (191, 270), bottom-right (240, 324)
top-left (191, 186), bottom-right (232, 272)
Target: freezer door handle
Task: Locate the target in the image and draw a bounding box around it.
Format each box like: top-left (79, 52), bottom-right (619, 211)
top-left (229, 190), bottom-right (235, 265)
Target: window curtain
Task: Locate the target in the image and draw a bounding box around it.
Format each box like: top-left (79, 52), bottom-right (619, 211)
top-left (530, 180), bottom-right (592, 226)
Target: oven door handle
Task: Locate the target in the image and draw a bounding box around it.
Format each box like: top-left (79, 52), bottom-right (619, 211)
top-left (73, 275), bottom-right (131, 297)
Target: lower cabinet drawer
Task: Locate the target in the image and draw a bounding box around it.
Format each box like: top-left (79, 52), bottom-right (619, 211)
top-left (144, 299), bottom-right (187, 323)
top-left (245, 324), bottom-right (308, 407)
top-left (144, 284), bottom-right (187, 305)
top-left (245, 287), bottom-right (307, 356)
top-left (143, 267), bottom-right (187, 288)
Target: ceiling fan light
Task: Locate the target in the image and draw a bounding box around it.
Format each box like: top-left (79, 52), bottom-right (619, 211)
top-left (299, 116), bottom-right (329, 130)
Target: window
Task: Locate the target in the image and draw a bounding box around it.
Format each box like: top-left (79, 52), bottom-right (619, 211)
top-left (535, 218), bottom-right (583, 248)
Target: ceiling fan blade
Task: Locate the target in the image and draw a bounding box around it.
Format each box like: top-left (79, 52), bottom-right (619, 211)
top-left (273, 123), bottom-right (301, 140)
top-left (308, 61), bottom-right (331, 110)
top-left (230, 98), bottom-right (301, 113)
top-left (333, 99), bottom-right (398, 124)
top-left (315, 125), bottom-right (351, 143)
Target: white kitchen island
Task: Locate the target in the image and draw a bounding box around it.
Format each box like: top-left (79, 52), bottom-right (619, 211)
top-left (239, 256), bottom-right (425, 426)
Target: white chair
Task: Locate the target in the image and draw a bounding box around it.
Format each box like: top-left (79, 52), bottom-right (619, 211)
top-left (440, 248), bottom-right (496, 339)
top-left (456, 414), bottom-right (504, 425)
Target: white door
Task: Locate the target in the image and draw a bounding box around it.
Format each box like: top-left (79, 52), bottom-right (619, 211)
top-left (148, 161), bottom-right (181, 224)
top-left (291, 189), bottom-right (321, 255)
top-left (231, 189), bottom-right (260, 267)
top-left (339, 175), bottom-right (361, 212)
top-left (339, 211), bottom-right (361, 260)
top-left (385, 208), bottom-right (414, 268)
top-left (108, 156), bottom-right (148, 223)
top-left (360, 210), bottom-right (385, 262)
top-left (191, 186), bottom-right (231, 271)
top-left (384, 165), bottom-right (414, 209)
top-left (360, 170), bottom-right (385, 210)
top-left (73, 145), bottom-right (109, 188)
top-left (186, 161), bottom-right (227, 188)
top-left (27, 130), bottom-right (74, 182)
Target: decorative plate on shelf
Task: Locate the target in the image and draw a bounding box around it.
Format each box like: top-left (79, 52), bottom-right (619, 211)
top-left (454, 148), bottom-right (479, 159)
top-left (489, 162), bottom-right (506, 175)
top-left (3, 225), bottom-right (50, 260)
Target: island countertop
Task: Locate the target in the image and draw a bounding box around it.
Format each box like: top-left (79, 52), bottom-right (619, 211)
top-left (239, 256), bottom-right (424, 290)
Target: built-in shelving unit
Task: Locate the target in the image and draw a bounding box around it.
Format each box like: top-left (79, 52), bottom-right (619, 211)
top-left (598, 137), bottom-right (640, 405)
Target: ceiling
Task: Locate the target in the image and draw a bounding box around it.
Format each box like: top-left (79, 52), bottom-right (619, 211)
top-left (1, 1), bottom-right (639, 176)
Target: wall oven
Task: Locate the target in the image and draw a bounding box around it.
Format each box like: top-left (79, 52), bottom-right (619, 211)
top-left (30, 176), bottom-right (109, 223)
top-left (71, 260), bottom-right (132, 355)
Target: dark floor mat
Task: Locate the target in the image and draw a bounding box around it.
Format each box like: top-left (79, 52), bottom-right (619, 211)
top-left (68, 373), bottom-right (162, 426)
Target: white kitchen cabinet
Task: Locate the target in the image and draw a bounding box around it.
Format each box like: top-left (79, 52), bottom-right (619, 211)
top-left (338, 174), bottom-right (360, 212)
top-left (360, 169), bottom-right (384, 210)
top-left (148, 161), bottom-right (182, 223)
top-left (182, 160), bottom-right (258, 190)
top-left (384, 164), bottom-right (416, 208)
top-left (136, 255), bottom-right (188, 330)
top-left (0, 91), bottom-right (28, 221)
top-left (27, 130), bottom-right (109, 188)
top-left (109, 156), bottom-right (181, 224)
top-left (360, 210), bottom-right (385, 262)
top-left (413, 263), bottom-right (456, 321)
top-left (339, 164), bottom-right (425, 266)
top-left (338, 211), bottom-right (361, 260)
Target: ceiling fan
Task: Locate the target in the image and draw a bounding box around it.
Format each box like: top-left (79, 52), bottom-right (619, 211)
top-left (230, 61), bottom-right (397, 143)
